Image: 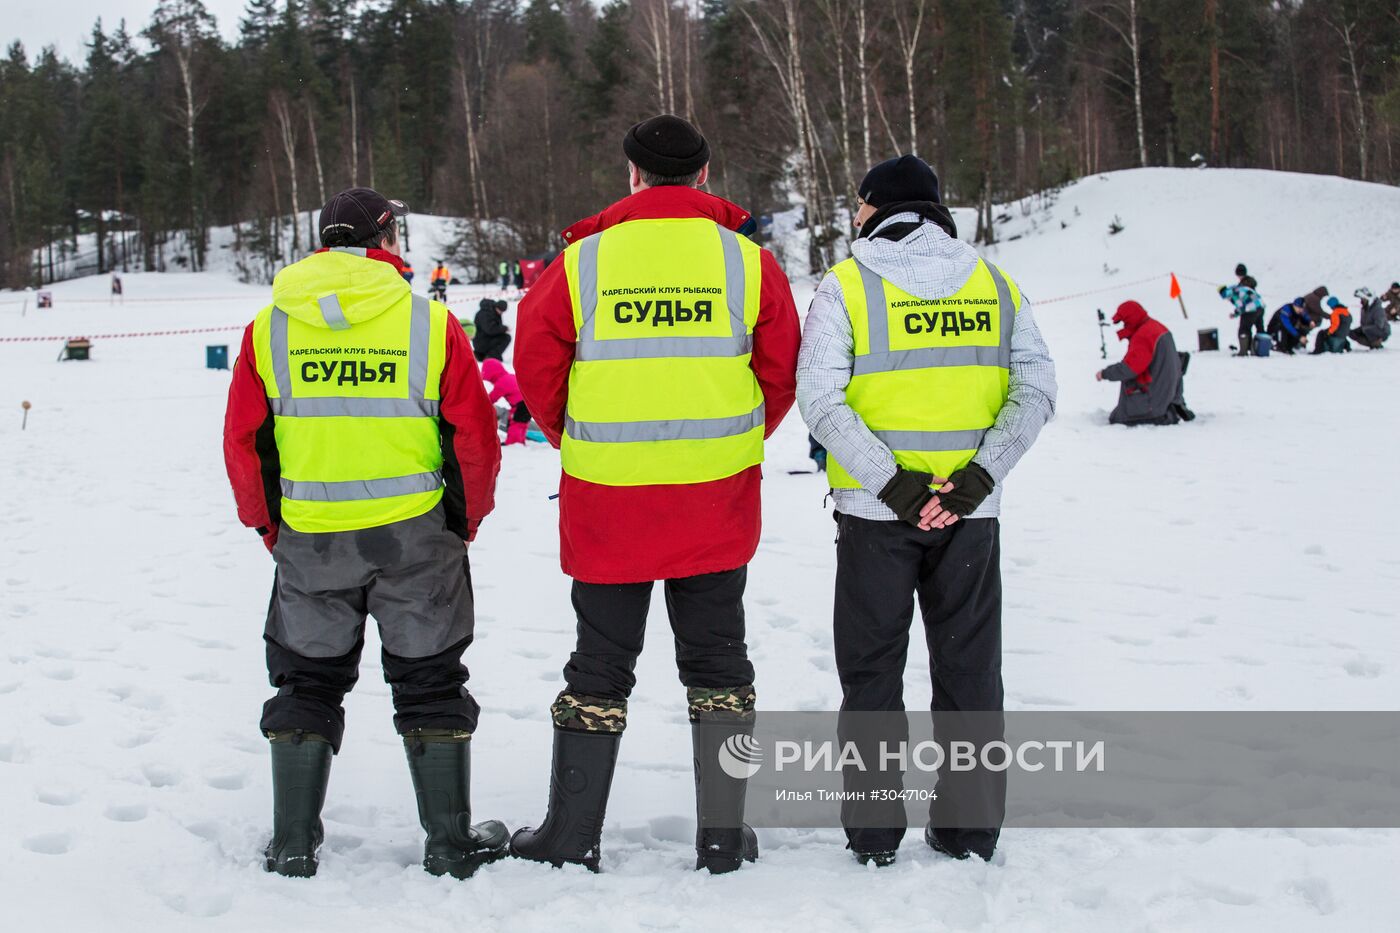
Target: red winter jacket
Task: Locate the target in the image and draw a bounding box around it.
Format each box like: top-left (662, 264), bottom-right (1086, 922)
top-left (223, 248), bottom-right (502, 547)
top-left (516, 185), bottom-right (801, 584)
top-left (1111, 300), bottom-right (1170, 388)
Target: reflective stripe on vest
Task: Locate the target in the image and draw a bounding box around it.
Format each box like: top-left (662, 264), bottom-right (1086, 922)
top-left (564, 404), bottom-right (765, 444)
top-left (851, 260), bottom-right (1015, 378)
top-left (267, 293), bottom-right (434, 418)
top-left (281, 470), bottom-right (443, 502)
top-left (828, 257), bottom-right (1016, 487)
top-left (560, 219), bottom-right (765, 486)
top-left (572, 226), bottom-right (753, 363)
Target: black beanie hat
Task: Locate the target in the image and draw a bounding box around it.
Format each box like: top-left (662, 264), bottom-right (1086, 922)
top-left (1235, 263), bottom-right (1248, 277)
top-left (859, 155), bottom-right (941, 207)
top-left (624, 114), bottom-right (710, 177)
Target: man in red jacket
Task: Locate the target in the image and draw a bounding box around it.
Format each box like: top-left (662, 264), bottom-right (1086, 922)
top-left (510, 115), bottom-right (800, 874)
top-left (1096, 300), bottom-right (1192, 425)
top-left (224, 187), bottom-right (507, 880)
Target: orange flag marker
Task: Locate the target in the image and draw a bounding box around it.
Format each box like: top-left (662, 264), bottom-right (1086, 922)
top-left (1170, 273), bottom-right (1188, 319)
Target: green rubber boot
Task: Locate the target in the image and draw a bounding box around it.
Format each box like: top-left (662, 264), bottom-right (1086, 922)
top-left (264, 730), bottom-right (333, 878)
top-left (404, 731), bottom-right (509, 879)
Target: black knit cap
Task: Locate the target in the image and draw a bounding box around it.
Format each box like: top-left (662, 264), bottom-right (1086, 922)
top-left (319, 186), bottom-right (408, 247)
top-left (859, 155), bottom-right (941, 207)
top-left (624, 114), bottom-right (710, 177)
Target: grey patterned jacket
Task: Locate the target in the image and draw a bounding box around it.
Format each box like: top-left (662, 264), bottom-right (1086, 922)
top-left (796, 212), bottom-right (1057, 521)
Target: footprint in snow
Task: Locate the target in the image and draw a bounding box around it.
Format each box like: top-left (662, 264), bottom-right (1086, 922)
top-left (1343, 657), bottom-right (1382, 679)
top-left (37, 787), bottom-right (82, 806)
top-left (140, 764), bottom-right (182, 788)
top-left (104, 803), bottom-right (148, 822)
top-left (205, 771), bottom-right (248, 791)
top-left (0, 740), bottom-right (29, 764)
top-left (42, 711), bottom-right (83, 727)
top-left (22, 833), bottom-right (74, 855)
top-left (114, 732), bottom-right (155, 749)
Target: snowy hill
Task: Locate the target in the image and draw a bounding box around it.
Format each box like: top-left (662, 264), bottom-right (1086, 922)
top-left (2, 168), bottom-right (1398, 931)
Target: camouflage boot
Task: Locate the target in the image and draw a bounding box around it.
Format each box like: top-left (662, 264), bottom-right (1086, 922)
top-left (403, 730), bottom-right (509, 879)
top-left (689, 686), bottom-right (760, 874)
top-left (264, 730), bottom-right (333, 877)
top-left (509, 692), bottom-right (624, 872)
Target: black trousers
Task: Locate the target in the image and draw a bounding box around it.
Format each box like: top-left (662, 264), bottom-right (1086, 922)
top-left (563, 567), bottom-right (755, 700)
top-left (1237, 310), bottom-right (1265, 353)
top-left (833, 514), bottom-right (1004, 858)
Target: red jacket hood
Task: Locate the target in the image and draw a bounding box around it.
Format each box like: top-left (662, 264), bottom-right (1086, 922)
top-left (560, 186), bottom-right (753, 245)
top-left (1112, 300), bottom-right (1169, 384)
top-left (1113, 300), bottom-right (1150, 340)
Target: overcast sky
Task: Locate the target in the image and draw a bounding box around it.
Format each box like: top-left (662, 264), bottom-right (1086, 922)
top-left (6, 1), bottom-right (249, 62)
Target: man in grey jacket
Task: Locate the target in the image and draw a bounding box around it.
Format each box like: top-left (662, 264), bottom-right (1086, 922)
top-left (1348, 287), bottom-right (1391, 349)
top-left (797, 155), bottom-right (1056, 866)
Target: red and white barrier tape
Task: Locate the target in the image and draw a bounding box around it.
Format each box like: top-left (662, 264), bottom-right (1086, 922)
top-left (1, 275), bottom-right (1219, 344)
top-left (0, 325), bottom-right (245, 344)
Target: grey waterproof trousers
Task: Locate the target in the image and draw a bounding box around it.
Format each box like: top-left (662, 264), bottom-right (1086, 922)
top-left (260, 505), bottom-right (479, 750)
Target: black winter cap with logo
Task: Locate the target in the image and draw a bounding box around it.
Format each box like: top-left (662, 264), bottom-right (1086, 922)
top-left (319, 187), bottom-right (409, 248)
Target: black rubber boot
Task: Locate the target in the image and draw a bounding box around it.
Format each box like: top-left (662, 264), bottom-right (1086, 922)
top-left (925, 823), bottom-right (995, 862)
top-left (404, 732), bottom-right (509, 879)
top-left (691, 721), bottom-right (760, 874)
top-left (854, 848), bottom-right (899, 868)
top-left (264, 730), bottom-right (332, 877)
top-left (509, 728), bottom-right (621, 872)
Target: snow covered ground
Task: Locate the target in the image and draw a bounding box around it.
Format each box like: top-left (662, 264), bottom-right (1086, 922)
top-left (2, 168), bottom-right (1398, 931)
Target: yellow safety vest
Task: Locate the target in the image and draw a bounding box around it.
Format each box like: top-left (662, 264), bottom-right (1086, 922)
top-left (827, 256), bottom-right (1020, 489)
top-left (251, 248), bottom-right (450, 533)
top-left (560, 217), bottom-right (765, 486)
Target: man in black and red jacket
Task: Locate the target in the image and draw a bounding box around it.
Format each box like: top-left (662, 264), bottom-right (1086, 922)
top-left (1096, 300), bottom-right (1192, 425)
top-left (224, 187), bottom-right (506, 881)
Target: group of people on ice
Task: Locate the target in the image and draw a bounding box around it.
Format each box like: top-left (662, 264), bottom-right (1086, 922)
top-left (1218, 264), bottom-right (1393, 355)
top-left (223, 116), bottom-right (1055, 881)
top-left (1096, 264), bottom-right (1394, 427)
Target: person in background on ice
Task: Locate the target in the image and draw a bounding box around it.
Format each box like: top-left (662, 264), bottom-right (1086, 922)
top-left (400, 259), bottom-right (415, 285)
top-left (1303, 285), bottom-right (1331, 326)
top-left (1311, 296), bottom-right (1352, 354)
top-left (1266, 296), bottom-right (1313, 355)
top-left (222, 187), bottom-right (508, 881)
top-left (798, 154), bottom-right (1056, 866)
top-left (1234, 262), bottom-right (1255, 290)
top-left (512, 114), bottom-right (800, 874)
top-left (480, 358), bottom-right (531, 445)
top-left (1383, 282), bottom-right (1400, 322)
top-left (110, 271), bottom-right (123, 301)
top-left (499, 259), bottom-right (510, 289)
top-left (512, 259), bottom-right (525, 290)
top-left (1348, 288), bottom-right (1391, 350)
top-left (472, 298), bottom-right (511, 362)
top-left (1218, 279), bottom-right (1266, 355)
top-left (430, 260), bottom-right (451, 302)
top-left (1097, 301), bottom-right (1193, 424)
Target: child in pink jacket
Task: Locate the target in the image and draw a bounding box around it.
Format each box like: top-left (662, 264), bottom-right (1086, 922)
top-left (480, 358), bottom-right (530, 446)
